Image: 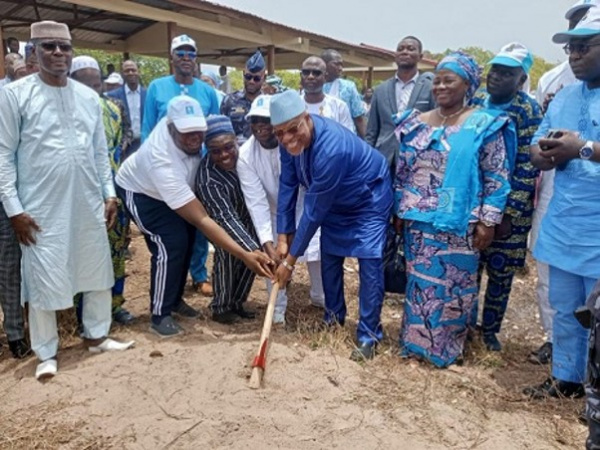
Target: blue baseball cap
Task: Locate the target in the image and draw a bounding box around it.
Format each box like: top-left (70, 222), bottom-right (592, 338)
top-left (554, 6), bottom-right (600, 43)
top-left (489, 42), bottom-right (534, 74)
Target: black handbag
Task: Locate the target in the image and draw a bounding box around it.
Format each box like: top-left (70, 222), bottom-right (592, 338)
top-left (383, 225), bottom-right (407, 295)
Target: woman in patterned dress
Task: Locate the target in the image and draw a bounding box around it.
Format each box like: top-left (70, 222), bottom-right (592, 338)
top-left (393, 52), bottom-right (517, 367)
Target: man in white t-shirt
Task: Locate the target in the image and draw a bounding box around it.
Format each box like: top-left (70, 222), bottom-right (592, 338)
top-left (300, 56), bottom-right (354, 133)
top-left (237, 95), bottom-right (325, 324)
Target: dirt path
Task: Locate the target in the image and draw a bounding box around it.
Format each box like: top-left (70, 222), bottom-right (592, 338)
top-left (0, 230), bottom-right (588, 449)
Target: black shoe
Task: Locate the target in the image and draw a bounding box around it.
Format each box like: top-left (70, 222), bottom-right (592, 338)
top-left (234, 306), bottom-right (256, 320)
top-left (483, 333), bottom-right (502, 352)
top-left (212, 311), bottom-right (239, 324)
top-left (350, 342), bottom-right (376, 362)
top-left (8, 338), bottom-right (32, 359)
top-left (523, 376), bottom-right (585, 399)
top-left (113, 307), bottom-right (135, 325)
top-left (528, 342), bottom-right (552, 365)
top-left (173, 300), bottom-right (201, 318)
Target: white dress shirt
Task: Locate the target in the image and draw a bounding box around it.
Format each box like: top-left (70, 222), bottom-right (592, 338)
top-left (303, 93), bottom-right (355, 133)
top-left (116, 117), bottom-right (199, 210)
top-left (237, 136), bottom-right (320, 261)
top-left (125, 84), bottom-right (142, 139)
top-left (395, 72), bottom-right (419, 112)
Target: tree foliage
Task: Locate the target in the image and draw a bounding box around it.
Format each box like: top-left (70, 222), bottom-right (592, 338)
top-left (74, 49), bottom-right (169, 86)
top-left (227, 69), bottom-right (301, 92)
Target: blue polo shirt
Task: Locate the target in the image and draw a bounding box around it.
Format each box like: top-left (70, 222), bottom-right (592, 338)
top-left (142, 75), bottom-right (219, 141)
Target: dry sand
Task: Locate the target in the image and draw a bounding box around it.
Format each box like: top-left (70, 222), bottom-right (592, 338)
top-left (0, 229), bottom-right (588, 449)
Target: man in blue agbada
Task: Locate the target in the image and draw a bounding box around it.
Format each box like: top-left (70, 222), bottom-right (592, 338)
top-left (271, 90), bottom-right (392, 361)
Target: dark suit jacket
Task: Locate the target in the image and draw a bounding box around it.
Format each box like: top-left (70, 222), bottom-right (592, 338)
top-left (366, 72), bottom-right (435, 166)
top-left (107, 84), bottom-right (147, 130)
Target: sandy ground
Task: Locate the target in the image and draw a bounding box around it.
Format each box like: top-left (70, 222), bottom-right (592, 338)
top-left (0, 229), bottom-right (588, 449)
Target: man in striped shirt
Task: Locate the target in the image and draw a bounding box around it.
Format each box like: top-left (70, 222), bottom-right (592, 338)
top-left (196, 116), bottom-right (261, 324)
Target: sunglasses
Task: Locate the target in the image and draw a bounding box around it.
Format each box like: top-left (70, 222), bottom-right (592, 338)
top-left (208, 142), bottom-right (237, 155)
top-left (301, 69), bottom-right (323, 77)
top-left (563, 42), bottom-right (600, 56)
top-left (274, 119), bottom-right (304, 140)
top-left (244, 73), bottom-right (263, 82)
top-left (175, 50), bottom-right (197, 59)
top-left (40, 41), bottom-right (73, 52)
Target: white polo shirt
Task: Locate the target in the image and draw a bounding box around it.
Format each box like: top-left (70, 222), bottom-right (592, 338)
top-left (116, 117), bottom-right (200, 210)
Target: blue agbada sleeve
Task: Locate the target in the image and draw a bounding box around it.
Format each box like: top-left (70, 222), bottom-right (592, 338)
top-left (277, 147), bottom-right (300, 235)
top-left (289, 145), bottom-right (345, 258)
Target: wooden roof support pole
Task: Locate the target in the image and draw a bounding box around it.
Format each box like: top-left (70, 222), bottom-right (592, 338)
top-left (167, 21), bottom-right (177, 75)
top-left (0, 26), bottom-right (5, 79)
top-left (267, 45), bottom-right (275, 75)
top-left (367, 66), bottom-right (373, 89)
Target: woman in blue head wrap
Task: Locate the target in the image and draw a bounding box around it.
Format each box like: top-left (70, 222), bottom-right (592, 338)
top-left (392, 51), bottom-right (517, 368)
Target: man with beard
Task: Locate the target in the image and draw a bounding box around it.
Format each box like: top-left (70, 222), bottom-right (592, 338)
top-left (300, 56), bottom-right (354, 132)
top-left (523, 8), bottom-right (600, 406)
top-left (107, 60), bottom-right (146, 158)
top-left (366, 36), bottom-right (435, 167)
top-left (321, 49), bottom-right (366, 137)
top-left (196, 116), bottom-right (262, 324)
top-left (0, 21), bottom-right (135, 380)
top-left (471, 43), bottom-right (543, 351)
top-left (143, 34), bottom-right (219, 298)
top-left (221, 50), bottom-right (265, 145)
top-left (237, 95), bottom-right (325, 324)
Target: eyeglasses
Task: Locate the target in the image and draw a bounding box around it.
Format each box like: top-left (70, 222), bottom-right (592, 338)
top-left (208, 141), bottom-right (237, 155)
top-left (250, 122), bottom-right (272, 135)
top-left (244, 73), bottom-right (263, 82)
top-left (301, 69), bottom-right (323, 77)
top-left (274, 118), bottom-right (304, 140)
top-left (39, 41), bottom-right (73, 53)
top-left (175, 50), bottom-right (197, 59)
top-left (563, 42), bottom-right (600, 55)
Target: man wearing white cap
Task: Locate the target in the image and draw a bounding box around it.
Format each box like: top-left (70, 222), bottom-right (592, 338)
top-left (0, 21), bottom-right (135, 380)
top-left (270, 90), bottom-right (392, 361)
top-left (471, 43), bottom-right (543, 352)
top-left (529, 0), bottom-right (598, 367)
top-left (104, 72), bottom-right (123, 93)
top-left (237, 95), bottom-right (325, 324)
top-left (523, 6), bottom-right (600, 403)
top-left (143, 34), bottom-right (219, 298)
top-left (116, 96), bottom-right (273, 336)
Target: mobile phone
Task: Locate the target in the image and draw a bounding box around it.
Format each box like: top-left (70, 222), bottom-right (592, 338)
top-left (541, 130), bottom-right (563, 150)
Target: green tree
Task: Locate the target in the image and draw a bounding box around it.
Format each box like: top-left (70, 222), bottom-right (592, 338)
top-left (74, 49), bottom-right (169, 86)
top-left (227, 69), bottom-right (300, 92)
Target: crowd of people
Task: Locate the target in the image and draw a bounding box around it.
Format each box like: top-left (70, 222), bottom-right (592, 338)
top-left (1, 0), bottom-right (600, 446)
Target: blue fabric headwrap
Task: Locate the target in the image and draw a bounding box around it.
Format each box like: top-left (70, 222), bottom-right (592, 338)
top-left (246, 50), bottom-right (265, 72)
top-left (436, 51), bottom-right (482, 103)
top-left (205, 115), bottom-right (235, 143)
top-left (202, 70), bottom-right (221, 88)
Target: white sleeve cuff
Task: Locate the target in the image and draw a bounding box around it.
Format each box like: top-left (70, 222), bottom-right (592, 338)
top-left (2, 197), bottom-right (24, 218)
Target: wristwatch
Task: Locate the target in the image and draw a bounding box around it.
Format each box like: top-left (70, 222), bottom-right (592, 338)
top-left (579, 140), bottom-right (595, 160)
top-left (281, 260), bottom-right (295, 272)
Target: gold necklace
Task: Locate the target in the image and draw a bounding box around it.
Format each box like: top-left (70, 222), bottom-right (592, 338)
top-left (436, 106), bottom-right (465, 126)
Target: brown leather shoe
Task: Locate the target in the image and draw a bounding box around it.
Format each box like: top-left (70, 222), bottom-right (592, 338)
top-left (193, 281), bottom-right (213, 297)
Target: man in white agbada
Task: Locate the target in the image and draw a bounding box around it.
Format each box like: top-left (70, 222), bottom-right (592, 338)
top-left (300, 56), bottom-right (354, 133)
top-left (527, 0), bottom-right (597, 365)
top-left (0, 20), bottom-right (134, 380)
top-left (237, 95), bottom-right (324, 323)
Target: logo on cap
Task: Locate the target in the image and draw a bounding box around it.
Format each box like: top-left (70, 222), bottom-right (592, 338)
top-left (257, 98), bottom-right (264, 106)
top-left (185, 106), bottom-right (194, 115)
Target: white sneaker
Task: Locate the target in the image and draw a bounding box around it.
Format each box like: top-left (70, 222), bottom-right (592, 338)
top-left (35, 358), bottom-right (57, 381)
top-left (273, 312), bottom-right (286, 324)
top-left (88, 338), bottom-right (135, 354)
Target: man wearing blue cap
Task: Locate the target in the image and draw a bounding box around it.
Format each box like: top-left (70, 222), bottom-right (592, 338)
top-left (522, 6), bottom-right (600, 407)
top-left (471, 43), bottom-right (543, 352)
top-left (221, 50), bottom-right (265, 145)
top-left (270, 90), bottom-right (392, 361)
top-left (196, 115), bottom-right (262, 324)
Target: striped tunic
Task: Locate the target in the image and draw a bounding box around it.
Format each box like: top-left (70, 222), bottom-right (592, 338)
top-left (196, 156), bottom-right (260, 314)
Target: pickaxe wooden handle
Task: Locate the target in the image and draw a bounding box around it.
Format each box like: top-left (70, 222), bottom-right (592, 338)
top-left (249, 282), bottom-right (280, 389)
